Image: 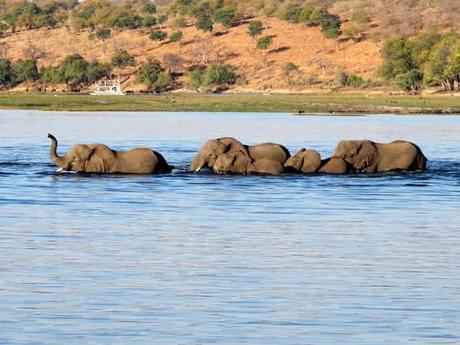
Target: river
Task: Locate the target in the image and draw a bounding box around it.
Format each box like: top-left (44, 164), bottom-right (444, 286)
top-left (0, 110), bottom-right (459, 344)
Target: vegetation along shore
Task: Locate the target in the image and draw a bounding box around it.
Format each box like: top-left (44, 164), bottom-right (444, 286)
top-left (1, 92), bottom-right (460, 114)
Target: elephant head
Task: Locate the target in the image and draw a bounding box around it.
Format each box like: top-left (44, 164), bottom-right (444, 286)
top-left (213, 150), bottom-right (252, 175)
top-left (190, 137), bottom-right (247, 172)
top-left (48, 133), bottom-right (96, 172)
top-left (48, 134), bottom-right (116, 173)
top-left (334, 140), bottom-right (378, 172)
top-left (284, 148), bottom-right (321, 173)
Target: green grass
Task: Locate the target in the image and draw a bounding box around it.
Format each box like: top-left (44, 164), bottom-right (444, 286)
top-left (1, 92), bottom-right (460, 113)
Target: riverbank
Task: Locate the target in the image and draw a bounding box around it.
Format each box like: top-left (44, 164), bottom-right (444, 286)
top-left (1, 92), bottom-right (460, 114)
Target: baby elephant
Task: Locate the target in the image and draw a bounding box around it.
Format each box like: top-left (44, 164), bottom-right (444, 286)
top-left (213, 151), bottom-right (284, 175)
top-left (284, 148), bottom-right (354, 174)
top-left (48, 134), bottom-right (172, 174)
top-left (284, 148), bottom-right (322, 173)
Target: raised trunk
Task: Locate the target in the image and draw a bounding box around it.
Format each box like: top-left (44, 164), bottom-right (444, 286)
top-left (48, 133), bottom-right (66, 167)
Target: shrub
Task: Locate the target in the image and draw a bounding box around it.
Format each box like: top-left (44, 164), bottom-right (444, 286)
top-left (111, 50), bottom-right (136, 68)
top-left (143, 2), bottom-right (157, 14)
top-left (142, 16), bottom-right (157, 27)
top-left (186, 68), bottom-right (205, 90)
top-left (169, 31), bottom-right (183, 42)
top-left (95, 27), bottom-right (111, 41)
top-left (248, 20), bottom-right (264, 39)
top-left (172, 16), bottom-right (187, 28)
top-left (283, 62), bottom-right (299, 77)
top-left (279, 2), bottom-right (302, 23)
top-left (149, 30), bottom-right (168, 41)
top-left (256, 36), bottom-right (272, 50)
top-left (114, 13), bottom-right (143, 29)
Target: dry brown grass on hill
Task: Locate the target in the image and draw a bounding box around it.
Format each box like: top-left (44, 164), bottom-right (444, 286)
top-left (0, 16), bottom-right (382, 91)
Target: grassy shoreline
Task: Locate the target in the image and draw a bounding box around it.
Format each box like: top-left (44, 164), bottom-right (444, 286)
top-left (1, 92), bottom-right (460, 114)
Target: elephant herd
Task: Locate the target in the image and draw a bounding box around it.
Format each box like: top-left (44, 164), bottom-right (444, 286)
top-left (48, 134), bottom-right (428, 175)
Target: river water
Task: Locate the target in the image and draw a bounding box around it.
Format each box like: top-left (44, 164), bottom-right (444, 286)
top-left (0, 110), bottom-right (459, 344)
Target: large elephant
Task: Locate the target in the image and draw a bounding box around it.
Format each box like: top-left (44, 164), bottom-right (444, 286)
top-left (48, 134), bottom-right (172, 174)
top-left (190, 137), bottom-right (290, 172)
top-left (284, 148), bottom-right (322, 173)
top-left (213, 151), bottom-right (284, 175)
top-left (333, 139), bottom-right (427, 173)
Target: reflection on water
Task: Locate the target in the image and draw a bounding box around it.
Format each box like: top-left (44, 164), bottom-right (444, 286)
top-left (0, 111), bottom-right (459, 344)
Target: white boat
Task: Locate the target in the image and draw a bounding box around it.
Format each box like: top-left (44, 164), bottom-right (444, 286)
top-left (90, 79), bottom-right (126, 96)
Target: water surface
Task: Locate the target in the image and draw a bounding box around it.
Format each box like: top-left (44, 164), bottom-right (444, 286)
top-left (0, 111), bottom-right (459, 344)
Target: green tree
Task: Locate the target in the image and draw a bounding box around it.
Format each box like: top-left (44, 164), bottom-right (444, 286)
top-left (395, 69), bottom-right (422, 93)
top-left (248, 20), bottom-right (263, 39)
top-left (95, 27), bottom-right (111, 41)
top-left (149, 30), bottom-right (168, 41)
top-left (186, 67), bottom-right (205, 90)
top-left (379, 36), bottom-right (414, 81)
top-left (213, 8), bottom-right (235, 28)
top-left (0, 58), bottom-right (16, 88)
top-left (423, 35), bottom-right (460, 90)
top-left (193, 1), bottom-right (213, 33)
top-left (86, 61), bottom-right (112, 83)
top-left (143, 2), bottom-right (157, 14)
top-left (111, 50), bottom-right (136, 68)
top-left (136, 58), bottom-right (164, 87)
top-left (142, 16), bottom-right (156, 27)
top-left (41, 67), bottom-right (63, 84)
top-left (256, 35), bottom-right (272, 50)
top-left (59, 54), bottom-right (89, 85)
top-left (204, 64), bottom-right (236, 87)
top-left (15, 59), bottom-right (39, 82)
top-left (157, 14), bottom-right (168, 29)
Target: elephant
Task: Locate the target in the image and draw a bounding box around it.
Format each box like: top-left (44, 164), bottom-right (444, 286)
top-left (48, 134), bottom-right (172, 174)
top-left (190, 137), bottom-right (291, 172)
top-left (213, 151), bottom-right (284, 175)
top-left (190, 137), bottom-right (247, 172)
top-left (284, 148), bottom-right (322, 173)
top-left (318, 156), bottom-right (354, 174)
top-left (333, 139), bottom-right (427, 173)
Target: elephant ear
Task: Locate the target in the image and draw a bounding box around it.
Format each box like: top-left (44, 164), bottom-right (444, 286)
top-left (77, 146), bottom-right (96, 172)
top-left (356, 141), bottom-right (378, 172)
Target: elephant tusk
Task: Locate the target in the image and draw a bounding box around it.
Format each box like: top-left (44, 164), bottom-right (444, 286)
top-left (194, 167), bottom-right (201, 173)
top-left (56, 167), bottom-right (64, 172)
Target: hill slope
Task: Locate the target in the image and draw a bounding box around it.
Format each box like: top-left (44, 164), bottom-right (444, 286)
top-left (1, 16), bottom-right (381, 92)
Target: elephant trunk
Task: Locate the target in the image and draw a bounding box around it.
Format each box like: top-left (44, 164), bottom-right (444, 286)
top-left (48, 133), bottom-right (66, 168)
top-left (190, 156), bottom-right (205, 172)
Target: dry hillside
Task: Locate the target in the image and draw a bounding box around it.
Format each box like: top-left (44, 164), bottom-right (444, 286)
top-left (1, 16), bottom-right (381, 92)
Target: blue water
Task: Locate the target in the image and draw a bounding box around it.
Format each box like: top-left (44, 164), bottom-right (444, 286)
top-left (0, 110), bottom-right (459, 344)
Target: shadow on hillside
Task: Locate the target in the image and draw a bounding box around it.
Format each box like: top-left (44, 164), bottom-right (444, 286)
top-left (269, 46), bottom-right (289, 54)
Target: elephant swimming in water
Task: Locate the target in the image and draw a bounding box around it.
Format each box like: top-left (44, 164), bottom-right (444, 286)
top-left (48, 134), bottom-right (172, 174)
top-left (190, 137), bottom-right (290, 172)
top-left (213, 150), bottom-right (284, 175)
top-left (333, 139), bottom-right (427, 173)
